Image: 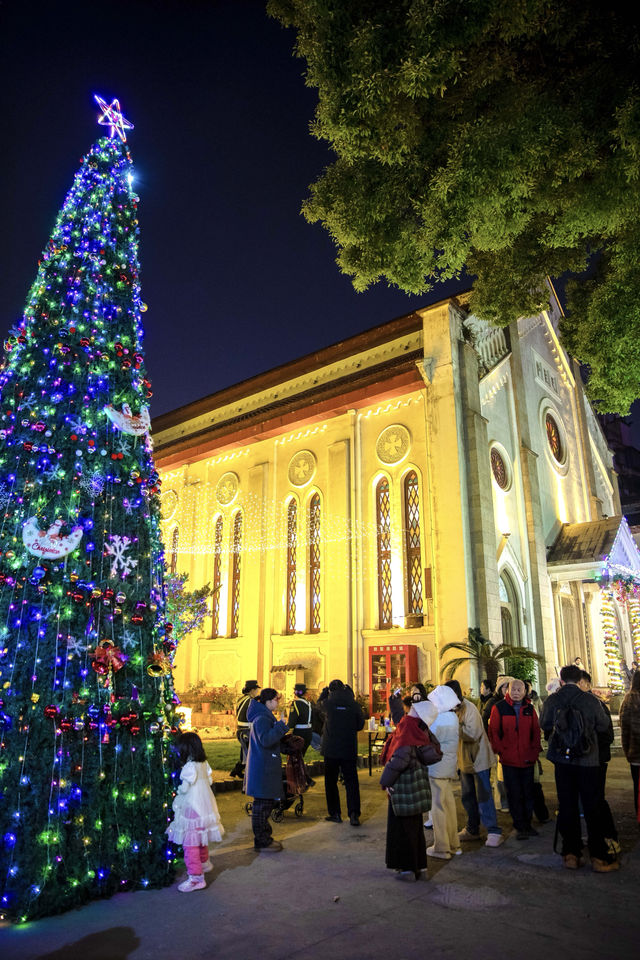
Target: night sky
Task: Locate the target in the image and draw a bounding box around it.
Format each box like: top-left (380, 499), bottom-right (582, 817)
top-left (0, 0), bottom-right (467, 419)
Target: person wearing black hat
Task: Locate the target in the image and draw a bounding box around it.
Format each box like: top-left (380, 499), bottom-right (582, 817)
top-left (287, 684), bottom-right (313, 753)
top-left (287, 683), bottom-right (316, 787)
top-left (230, 680), bottom-right (261, 778)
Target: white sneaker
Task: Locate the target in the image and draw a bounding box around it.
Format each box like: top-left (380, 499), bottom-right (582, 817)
top-left (452, 848), bottom-right (462, 856)
top-left (424, 819), bottom-right (433, 828)
top-left (202, 859), bottom-right (213, 873)
top-left (178, 875), bottom-right (206, 892)
top-left (485, 833), bottom-right (504, 848)
top-left (426, 845), bottom-right (451, 860)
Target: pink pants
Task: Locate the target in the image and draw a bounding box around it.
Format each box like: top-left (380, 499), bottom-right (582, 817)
top-left (184, 844), bottom-right (209, 876)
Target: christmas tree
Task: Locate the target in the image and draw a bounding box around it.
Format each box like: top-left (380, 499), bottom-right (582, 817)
top-left (0, 97), bottom-right (178, 921)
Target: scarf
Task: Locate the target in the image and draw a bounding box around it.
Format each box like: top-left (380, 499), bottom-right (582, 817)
top-left (381, 714), bottom-right (431, 765)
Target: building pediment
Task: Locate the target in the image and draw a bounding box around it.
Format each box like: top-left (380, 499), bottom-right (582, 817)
top-left (547, 516), bottom-right (640, 582)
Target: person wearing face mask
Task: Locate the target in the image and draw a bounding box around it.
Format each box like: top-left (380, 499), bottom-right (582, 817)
top-left (488, 678), bottom-right (541, 840)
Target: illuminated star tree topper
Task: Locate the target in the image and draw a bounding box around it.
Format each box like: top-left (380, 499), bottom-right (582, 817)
top-left (94, 94), bottom-right (134, 142)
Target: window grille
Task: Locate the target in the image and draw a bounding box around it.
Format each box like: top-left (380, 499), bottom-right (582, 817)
top-left (376, 478), bottom-right (392, 628)
top-left (170, 527), bottom-right (178, 576)
top-left (403, 471), bottom-right (424, 616)
top-left (309, 493), bottom-right (321, 633)
top-left (286, 500), bottom-right (297, 634)
top-left (230, 512), bottom-right (242, 638)
top-left (212, 516), bottom-right (223, 637)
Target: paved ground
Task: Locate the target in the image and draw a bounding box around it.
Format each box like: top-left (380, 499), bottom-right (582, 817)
top-left (1, 757), bottom-right (639, 960)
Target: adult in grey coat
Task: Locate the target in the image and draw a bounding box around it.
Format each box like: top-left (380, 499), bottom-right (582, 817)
top-left (246, 688), bottom-right (288, 851)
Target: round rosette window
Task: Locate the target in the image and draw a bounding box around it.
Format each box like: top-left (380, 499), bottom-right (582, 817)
top-left (545, 413), bottom-right (563, 464)
top-left (490, 446), bottom-right (511, 491)
top-left (540, 403), bottom-right (569, 475)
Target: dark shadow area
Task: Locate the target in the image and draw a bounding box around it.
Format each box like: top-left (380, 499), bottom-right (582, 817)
top-left (34, 926), bottom-right (140, 960)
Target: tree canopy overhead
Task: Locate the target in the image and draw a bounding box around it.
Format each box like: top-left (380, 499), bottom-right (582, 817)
top-left (268, 0), bottom-right (640, 412)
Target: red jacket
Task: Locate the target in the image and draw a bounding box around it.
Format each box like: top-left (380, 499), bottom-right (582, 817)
top-left (488, 695), bottom-right (541, 767)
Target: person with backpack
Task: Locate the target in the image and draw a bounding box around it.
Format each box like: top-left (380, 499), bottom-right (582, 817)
top-left (578, 669), bottom-right (618, 849)
top-left (619, 670), bottom-right (640, 817)
top-left (540, 664), bottom-right (619, 872)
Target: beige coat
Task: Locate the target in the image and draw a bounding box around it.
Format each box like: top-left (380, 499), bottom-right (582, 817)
top-left (457, 699), bottom-right (496, 774)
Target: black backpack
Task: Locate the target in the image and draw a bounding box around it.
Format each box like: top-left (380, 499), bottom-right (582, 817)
top-left (549, 699), bottom-right (595, 761)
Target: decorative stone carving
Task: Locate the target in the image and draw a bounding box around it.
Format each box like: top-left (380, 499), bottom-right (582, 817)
top-left (160, 489), bottom-right (178, 521)
top-left (288, 450), bottom-right (316, 487)
top-left (216, 472), bottom-right (239, 505)
top-left (376, 425), bottom-right (411, 464)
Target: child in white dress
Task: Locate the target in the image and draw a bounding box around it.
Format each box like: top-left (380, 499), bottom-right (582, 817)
top-left (167, 732), bottom-right (225, 892)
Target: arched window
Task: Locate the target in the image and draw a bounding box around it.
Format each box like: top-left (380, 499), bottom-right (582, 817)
top-left (309, 493), bottom-right (321, 634)
top-left (170, 526), bottom-right (179, 576)
top-left (211, 516), bottom-right (223, 637)
top-left (229, 512), bottom-right (242, 638)
top-left (499, 571), bottom-right (521, 646)
top-left (286, 500), bottom-right (297, 634)
top-left (376, 477), bottom-right (392, 629)
top-left (403, 471), bottom-right (423, 617)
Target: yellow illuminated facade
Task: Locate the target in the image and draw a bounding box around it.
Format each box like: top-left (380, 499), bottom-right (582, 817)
top-left (153, 292), bottom-right (638, 701)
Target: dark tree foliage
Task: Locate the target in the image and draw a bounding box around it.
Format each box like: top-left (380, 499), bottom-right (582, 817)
top-left (268, 0), bottom-right (640, 412)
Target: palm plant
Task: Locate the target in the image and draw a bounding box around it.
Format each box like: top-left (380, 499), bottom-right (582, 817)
top-left (440, 627), bottom-right (545, 684)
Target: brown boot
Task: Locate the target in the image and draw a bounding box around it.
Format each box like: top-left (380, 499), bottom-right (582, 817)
top-left (562, 854), bottom-right (582, 870)
top-left (591, 856), bottom-right (620, 873)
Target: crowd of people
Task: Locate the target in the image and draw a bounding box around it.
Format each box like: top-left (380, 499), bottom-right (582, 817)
top-left (165, 668), bottom-right (640, 891)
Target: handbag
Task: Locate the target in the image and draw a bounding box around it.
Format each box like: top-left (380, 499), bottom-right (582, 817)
top-left (417, 729), bottom-right (443, 766)
top-left (389, 756), bottom-right (432, 817)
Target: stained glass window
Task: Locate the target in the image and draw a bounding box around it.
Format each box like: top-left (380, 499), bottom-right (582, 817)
top-left (376, 478), bottom-right (392, 628)
top-left (170, 526), bottom-right (178, 576)
top-left (229, 512), bottom-right (242, 638)
top-left (309, 493), bottom-right (321, 633)
top-left (546, 413), bottom-right (563, 463)
top-left (286, 500), bottom-right (297, 634)
top-left (212, 516), bottom-right (223, 637)
top-left (403, 471), bottom-right (423, 616)
top-left (491, 447), bottom-right (509, 489)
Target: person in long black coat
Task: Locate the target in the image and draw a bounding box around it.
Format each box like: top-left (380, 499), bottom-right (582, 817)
top-left (318, 679), bottom-right (364, 825)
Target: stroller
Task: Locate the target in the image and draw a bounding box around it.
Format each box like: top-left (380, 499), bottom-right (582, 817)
top-left (245, 733), bottom-right (307, 822)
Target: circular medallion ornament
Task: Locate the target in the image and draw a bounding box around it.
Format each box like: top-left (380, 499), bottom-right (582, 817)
top-left (376, 425), bottom-right (411, 464)
top-left (490, 447), bottom-right (509, 490)
top-left (216, 472), bottom-right (239, 505)
top-left (288, 451), bottom-right (316, 487)
top-left (160, 489), bottom-right (178, 522)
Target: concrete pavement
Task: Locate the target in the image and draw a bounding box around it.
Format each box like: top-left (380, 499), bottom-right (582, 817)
top-left (1, 757), bottom-right (639, 960)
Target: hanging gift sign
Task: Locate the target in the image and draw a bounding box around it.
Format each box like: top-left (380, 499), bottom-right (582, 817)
top-left (22, 517), bottom-right (83, 559)
top-left (104, 402), bottom-right (150, 436)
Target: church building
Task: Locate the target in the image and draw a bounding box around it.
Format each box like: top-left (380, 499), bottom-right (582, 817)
top-left (153, 289), bottom-right (640, 709)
